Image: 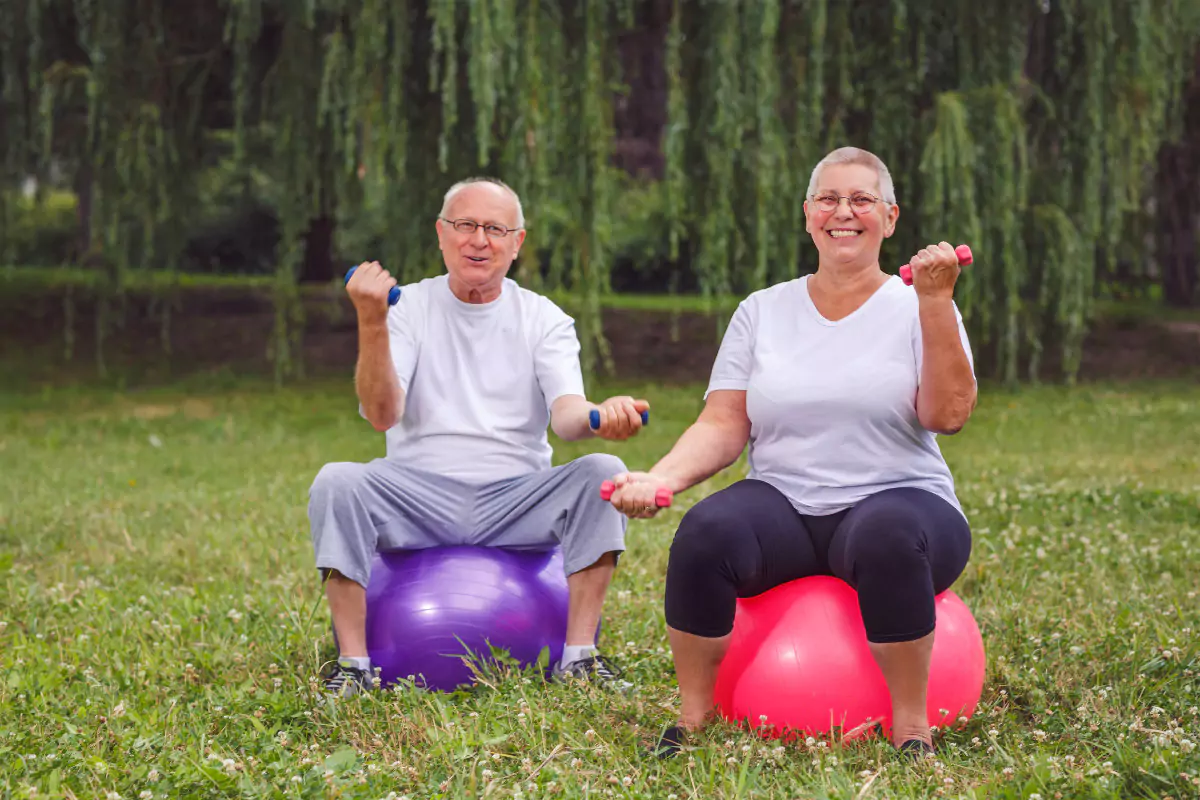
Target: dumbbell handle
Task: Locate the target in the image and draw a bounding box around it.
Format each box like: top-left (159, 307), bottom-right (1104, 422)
top-left (899, 244), bottom-right (973, 286)
top-left (599, 479), bottom-right (673, 508)
top-left (345, 265), bottom-right (401, 306)
top-left (589, 409), bottom-right (649, 430)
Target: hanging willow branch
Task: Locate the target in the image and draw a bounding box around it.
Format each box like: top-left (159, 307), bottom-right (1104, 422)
top-left (6, 0), bottom-right (1200, 385)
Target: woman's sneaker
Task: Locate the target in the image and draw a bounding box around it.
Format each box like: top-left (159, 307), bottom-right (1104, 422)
top-left (323, 659), bottom-right (374, 698)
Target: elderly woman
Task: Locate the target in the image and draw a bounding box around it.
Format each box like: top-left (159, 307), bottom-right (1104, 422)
top-left (606, 147), bottom-right (976, 758)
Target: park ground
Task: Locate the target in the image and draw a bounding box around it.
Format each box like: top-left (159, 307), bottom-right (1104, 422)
top-left (1, 272), bottom-right (1199, 798)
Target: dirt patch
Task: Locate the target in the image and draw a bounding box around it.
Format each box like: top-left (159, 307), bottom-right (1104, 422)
top-left (2, 285), bottom-right (1198, 387)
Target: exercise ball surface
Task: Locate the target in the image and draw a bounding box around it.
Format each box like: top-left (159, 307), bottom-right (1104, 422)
top-left (365, 546), bottom-right (571, 691)
top-left (713, 576), bottom-right (984, 739)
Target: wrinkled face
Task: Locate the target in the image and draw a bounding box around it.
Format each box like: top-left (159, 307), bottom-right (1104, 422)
top-left (803, 163), bottom-right (899, 266)
top-left (435, 183), bottom-right (526, 294)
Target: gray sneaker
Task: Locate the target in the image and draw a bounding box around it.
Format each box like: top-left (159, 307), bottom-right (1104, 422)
top-left (552, 653), bottom-right (633, 692)
top-left (323, 659), bottom-right (374, 698)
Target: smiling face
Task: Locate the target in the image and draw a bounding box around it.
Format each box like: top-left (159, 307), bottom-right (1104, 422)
top-left (803, 163), bottom-right (900, 268)
top-left (435, 182), bottom-right (526, 302)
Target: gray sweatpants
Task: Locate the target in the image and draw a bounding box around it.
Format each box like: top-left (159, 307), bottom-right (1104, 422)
top-left (308, 452), bottom-right (629, 588)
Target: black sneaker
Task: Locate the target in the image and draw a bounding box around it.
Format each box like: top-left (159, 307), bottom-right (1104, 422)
top-left (898, 738), bottom-right (934, 760)
top-left (552, 653), bottom-right (633, 692)
top-left (323, 658), bottom-right (374, 698)
top-left (650, 725), bottom-right (688, 759)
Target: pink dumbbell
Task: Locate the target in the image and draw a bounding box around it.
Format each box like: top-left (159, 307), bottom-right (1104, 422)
top-left (899, 244), bottom-right (973, 285)
top-left (599, 479), bottom-right (673, 508)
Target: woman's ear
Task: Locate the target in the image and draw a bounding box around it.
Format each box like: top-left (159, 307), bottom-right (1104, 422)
top-left (884, 202), bottom-right (900, 238)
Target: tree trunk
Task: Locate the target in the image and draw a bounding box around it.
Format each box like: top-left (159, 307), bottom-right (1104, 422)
top-left (1157, 47), bottom-right (1200, 308)
top-left (74, 162), bottom-right (94, 259)
top-left (300, 213), bottom-right (335, 283)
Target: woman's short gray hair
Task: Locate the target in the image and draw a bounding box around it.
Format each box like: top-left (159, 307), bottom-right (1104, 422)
top-left (805, 147), bottom-right (897, 205)
top-left (440, 177), bottom-right (525, 228)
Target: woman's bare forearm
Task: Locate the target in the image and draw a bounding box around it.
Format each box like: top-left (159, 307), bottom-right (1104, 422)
top-left (650, 397), bottom-right (750, 492)
top-left (916, 297), bottom-right (976, 434)
top-left (355, 321), bottom-right (404, 431)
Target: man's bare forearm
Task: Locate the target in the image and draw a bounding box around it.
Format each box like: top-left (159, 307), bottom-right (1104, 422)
top-left (355, 321), bottom-right (404, 431)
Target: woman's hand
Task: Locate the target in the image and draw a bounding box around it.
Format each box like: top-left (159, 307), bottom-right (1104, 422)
top-left (605, 471), bottom-right (674, 519)
top-left (908, 242), bottom-right (961, 300)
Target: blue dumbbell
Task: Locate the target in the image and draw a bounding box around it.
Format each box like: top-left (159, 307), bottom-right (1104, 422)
top-left (345, 265), bottom-right (401, 306)
top-left (589, 409), bottom-right (650, 430)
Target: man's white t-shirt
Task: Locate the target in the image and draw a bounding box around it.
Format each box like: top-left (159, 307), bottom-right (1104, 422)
top-left (374, 275), bottom-right (585, 482)
top-left (706, 274), bottom-right (973, 517)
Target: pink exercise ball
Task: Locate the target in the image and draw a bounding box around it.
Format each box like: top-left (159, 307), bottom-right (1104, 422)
top-left (713, 576), bottom-right (985, 740)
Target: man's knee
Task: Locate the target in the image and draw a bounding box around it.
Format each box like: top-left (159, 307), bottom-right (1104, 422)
top-left (310, 462), bottom-right (367, 504)
top-left (572, 452), bottom-right (627, 485)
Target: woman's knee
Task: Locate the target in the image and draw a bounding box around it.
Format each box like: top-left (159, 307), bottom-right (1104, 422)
top-left (846, 493), bottom-right (932, 566)
top-left (669, 495), bottom-right (747, 570)
top-left (847, 490), bottom-right (970, 591)
top-left (663, 494), bottom-right (757, 636)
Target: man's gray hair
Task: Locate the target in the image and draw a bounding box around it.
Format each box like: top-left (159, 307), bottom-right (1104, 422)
top-left (805, 147), bottom-right (897, 205)
top-left (440, 177), bottom-right (525, 228)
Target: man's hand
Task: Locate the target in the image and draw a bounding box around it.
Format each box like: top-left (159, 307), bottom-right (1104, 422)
top-left (346, 261), bottom-right (398, 326)
top-left (591, 396), bottom-right (650, 440)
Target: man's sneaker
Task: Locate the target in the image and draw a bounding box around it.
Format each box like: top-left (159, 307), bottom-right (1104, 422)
top-left (552, 653), bottom-right (633, 692)
top-left (323, 658), bottom-right (374, 698)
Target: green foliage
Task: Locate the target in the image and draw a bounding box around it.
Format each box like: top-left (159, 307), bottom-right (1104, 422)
top-left (2, 0), bottom-right (1200, 383)
top-left (2, 191), bottom-right (78, 266)
top-left (2, 379), bottom-right (1200, 797)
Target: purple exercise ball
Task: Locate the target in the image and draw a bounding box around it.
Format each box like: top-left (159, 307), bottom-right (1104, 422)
top-left (365, 546), bottom-right (573, 691)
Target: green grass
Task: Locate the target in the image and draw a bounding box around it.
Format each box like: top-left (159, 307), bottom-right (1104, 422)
top-left (2, 378), bottom-right (1199, 799)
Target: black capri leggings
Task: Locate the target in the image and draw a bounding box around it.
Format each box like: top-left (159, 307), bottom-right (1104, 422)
top-left (664, 480), bottom-right (971, 644)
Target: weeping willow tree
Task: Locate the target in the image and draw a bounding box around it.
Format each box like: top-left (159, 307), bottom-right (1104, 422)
top-left (221, 0), bottom-right (635, 379)
top-left (663, 0), bottom-right (1200, 384)
top-left (3, 0), bottom-right (1199, 383)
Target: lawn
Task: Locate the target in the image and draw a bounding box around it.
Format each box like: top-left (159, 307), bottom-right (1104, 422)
top-left (1, 377), bottom-right (1198, 799)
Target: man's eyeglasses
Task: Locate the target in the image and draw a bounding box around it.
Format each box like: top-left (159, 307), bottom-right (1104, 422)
top-left (439, 217), bottom-right (523, 238)
top-left (808, 192), bottom-right (886, 215)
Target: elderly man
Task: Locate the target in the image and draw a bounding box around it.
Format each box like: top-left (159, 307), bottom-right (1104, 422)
top-left (310, 177), bottom-right (648, 696)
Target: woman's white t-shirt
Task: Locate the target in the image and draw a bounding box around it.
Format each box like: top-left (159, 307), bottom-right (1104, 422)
top-left (706, 274), bottom-right (972, 517)
top-left (376, 275), bottom-right (586, 482)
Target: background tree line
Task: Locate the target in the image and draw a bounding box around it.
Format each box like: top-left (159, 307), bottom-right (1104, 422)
top-left (2, 0), bottom-right (1198, 383)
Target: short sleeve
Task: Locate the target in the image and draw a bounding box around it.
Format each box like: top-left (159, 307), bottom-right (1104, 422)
top-left (387, 290), bottom-right (421, 393)
top-left (534, 303), bottom-right (586, 410)
top-left (704, 299), bottom-right (757, 399)
top-left (913, 300), bottom-right (975, 384)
